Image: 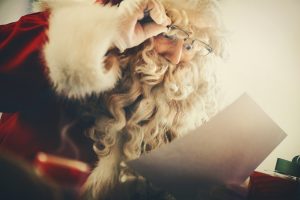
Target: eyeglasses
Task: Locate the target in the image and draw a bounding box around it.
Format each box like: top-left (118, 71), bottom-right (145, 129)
top-left (161, 25), bottom-right (213, 56)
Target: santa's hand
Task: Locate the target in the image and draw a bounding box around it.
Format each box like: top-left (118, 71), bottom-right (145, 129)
top-left (113, 0), bottom-right (171, 52)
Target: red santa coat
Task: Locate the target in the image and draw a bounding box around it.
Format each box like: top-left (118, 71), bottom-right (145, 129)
top-left (0, 1), bottom-right (123, 163)
top-left (0, 12), bottom-right (58, 161)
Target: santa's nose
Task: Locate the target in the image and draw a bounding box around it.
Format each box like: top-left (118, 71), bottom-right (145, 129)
top-left (161, 39), bottom-right (184, 65)
top-left (154, 37), bottom-right (185, 65)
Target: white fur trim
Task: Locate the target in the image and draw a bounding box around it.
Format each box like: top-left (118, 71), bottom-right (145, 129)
top-left (44, 2), bottom-right (121, 98)
top-left (32, 0), bottom-right (95, 12)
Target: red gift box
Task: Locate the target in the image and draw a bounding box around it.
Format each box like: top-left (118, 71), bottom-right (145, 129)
top-left (248, 171), bottom-right (300, 200)
top-left (34, 152), bottom-right (91, 188)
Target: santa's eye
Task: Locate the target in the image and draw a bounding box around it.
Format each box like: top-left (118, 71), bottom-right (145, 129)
top-left (162, 33), bottom-right (177, 41)
top-left (183, 43), bottom-right (193, 51)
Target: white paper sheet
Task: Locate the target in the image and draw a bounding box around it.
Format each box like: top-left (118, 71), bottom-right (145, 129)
top-left (127, 93), bottom-right (287, 199)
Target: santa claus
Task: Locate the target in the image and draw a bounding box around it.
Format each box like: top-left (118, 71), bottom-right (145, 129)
top-left (0, 0), bottom-right (225, 199)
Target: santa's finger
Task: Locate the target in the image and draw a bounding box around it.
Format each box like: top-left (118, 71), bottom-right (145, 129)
top-left (119, 0), bottom-right (144, 14)
top-left (143, 22), bottom-right (168, 38)
top-left (149, 0), bottom-right (170, 26)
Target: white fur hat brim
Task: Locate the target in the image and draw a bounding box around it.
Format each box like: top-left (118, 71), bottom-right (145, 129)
top-left (41, 1), bottom-right (121, 99)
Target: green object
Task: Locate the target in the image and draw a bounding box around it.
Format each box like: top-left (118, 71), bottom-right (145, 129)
top-left (275, 156), bottom-right (300, 178)
top-left (292, 155), bottom-right (300, 165)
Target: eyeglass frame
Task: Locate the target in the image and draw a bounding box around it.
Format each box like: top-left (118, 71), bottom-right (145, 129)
top-left (163, 24), bottom-right (213, 56)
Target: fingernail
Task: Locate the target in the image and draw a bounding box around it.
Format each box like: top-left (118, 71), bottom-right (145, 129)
top-left (167, 16), bottom-right (171, 23)
top-left (163, 17), bottom-right (171, 26)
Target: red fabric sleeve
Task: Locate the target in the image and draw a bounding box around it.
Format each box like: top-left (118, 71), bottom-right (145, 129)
top-left (0, 12), bottom-right (50, 112)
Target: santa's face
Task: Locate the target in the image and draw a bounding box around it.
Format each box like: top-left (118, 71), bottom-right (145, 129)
top-left (153, 24), bottom-right (212, 64)
top-left (153, 34), bottom-right (196, 65)
top-left (129, 42), bottom-right (200, 101)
